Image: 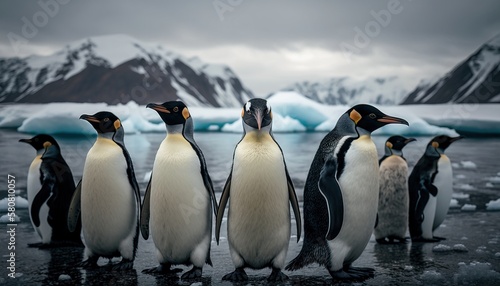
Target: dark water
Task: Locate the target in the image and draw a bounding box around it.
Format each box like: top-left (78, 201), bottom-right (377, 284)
top-left (1, 129), bottom-right (500, 285)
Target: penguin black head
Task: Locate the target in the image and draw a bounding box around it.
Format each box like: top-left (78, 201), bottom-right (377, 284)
top-left (386, 135), bottom-right (416, 151)
top-left (19, 134), bottom-right (60, 151)
top-left (79, 111), bottom-right (122, 134)
top-left (147, 101), bottom-right (190, 126)
top-left (429, 135), bottom-right (463, 151)
top-left (346, 104), bottom-right (409, 133)
top-left (241, 98), bottom-right (272, 131)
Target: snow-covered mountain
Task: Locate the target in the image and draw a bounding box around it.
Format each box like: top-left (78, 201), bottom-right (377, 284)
top-left (401, 34), bottom-right (500, 104)
top-left (0, 34), bottom-right (254, 107)
top-left (279, 76), bottom-right (409, 106)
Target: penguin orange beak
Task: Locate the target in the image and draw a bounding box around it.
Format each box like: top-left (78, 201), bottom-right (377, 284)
top-left (378, 115), bottom-right (409, 126)
top-left (405, 138), bottom-right (417, 144)
top-left (254, 109), bottom-right (263, 130)
top-left (79, 114), bottom-right (100, 123)
top-left (450, 136), bottom-right (464, 143)
top-left (146, 103), bottom-right (170, 113)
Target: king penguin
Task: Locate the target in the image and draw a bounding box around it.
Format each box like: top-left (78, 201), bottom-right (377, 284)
top-left (67, 112), bottom-right (141, 270)
top-left (374, 135), bottom-right (415, 244)
top-left (286, 104), bottom-right (408, 281)
top-left (140, 101), bottom-right (218, 279)
top-left (432, 135), bottom-right (463, 236)
top-left (19, 134), bottom-right (82, 247)
top-left (408, 138), bottom-right (442, 242)
top-left (215, 98), bottom-right (301, 282)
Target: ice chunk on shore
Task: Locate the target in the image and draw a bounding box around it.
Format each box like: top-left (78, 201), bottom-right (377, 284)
top-left (486, 199), bottom-right (500, 211)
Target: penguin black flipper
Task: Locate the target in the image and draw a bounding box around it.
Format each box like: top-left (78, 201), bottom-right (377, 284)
top-left (67, 180), bottom-right (82, 233)
top-left (215, 172), bottom-right (231, 244)
top-left (31, 179), bottom-right (52, 227)
top-left (286, 169), bottom-right (302, 242)
top-left (271, 134), bottom-right (302, 242)
top-left (318, 156), bottom-right (344, 241)
top-left (183, 118), bottom-right (219, 217)
top-left (140, 175), bottom-right (153, 240)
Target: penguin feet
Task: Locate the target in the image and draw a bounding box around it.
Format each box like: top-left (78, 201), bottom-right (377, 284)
top-left (433, 236), bottom-right (447, 241)
top-left (222, 267), bottom-right (248, 282)
top-left (79, 256), bottom-right (99, 269)
top-left (111, 259), bottom-right (134, 271)
top-left (412, 236), bottom-right (440, 243)
top-left (267, 267), bottom-right (288, 282)
top-left (329, 266), bottom-right (375, 282)
top-left (181, 266), bottom-right (202, 280)
top-left (377, 236), bottom-right (408, 244)
top-left (142, 263), bottom-right (182, 275)
top-left (27, 242), bottom-right (44, 248)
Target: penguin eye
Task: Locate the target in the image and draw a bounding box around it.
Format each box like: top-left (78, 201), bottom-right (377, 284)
top-left (34, 138), bottom-right (39, 142)
top-left (369, 113), bottom-right (376, 119)
top-left (173, 107), bottom-right (179, 112)
top-left (103, 118), bottom-right (109, 122)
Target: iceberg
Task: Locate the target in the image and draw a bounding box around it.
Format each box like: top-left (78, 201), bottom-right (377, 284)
top-left (1, 93), bottom-right (499, 136)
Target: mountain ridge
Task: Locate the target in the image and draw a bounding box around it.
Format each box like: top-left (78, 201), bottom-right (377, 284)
top-left (0, 34), bottom-right (254, 107)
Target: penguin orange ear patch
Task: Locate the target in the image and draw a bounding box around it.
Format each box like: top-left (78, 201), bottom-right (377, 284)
top-left (386, 142), bottom-right (393, 149)
top-left (43, 141), bottom-right (52, 149)
top-left (114, 119), bottom-right (121, 130)
top-left (241, 108), bottom-right (245, 118)
top-left (350, 109), bottom-right (362, 124)
top-left (182, 107), bottom-right (190, 120)
top-left (432, 141), bottom-right (439, 148)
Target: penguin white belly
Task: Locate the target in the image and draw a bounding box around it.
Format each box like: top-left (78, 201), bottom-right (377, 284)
top-left (27, 156), bottom-right (43, 237)
top-left (432, 155), bottom-right (453, 231)
top-left (228, 133), bottom-right (290, 269)
top-left (328, 136), bottom-right (379, 270)
top-left (374, 155), bottom-right (409, 239)
top-left (421, 194), bottom-right (436, 239)
top-left (150, 135), bottom-right (210, 265)
top-left (81, 138), bottom-right (136, 256)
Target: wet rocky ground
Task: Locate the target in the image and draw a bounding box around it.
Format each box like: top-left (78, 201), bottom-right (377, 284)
top-left (1, 207), bottom-right (500, 286)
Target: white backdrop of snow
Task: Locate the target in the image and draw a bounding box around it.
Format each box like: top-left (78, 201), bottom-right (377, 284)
top-left (1, 92), bottom-right (499, 135)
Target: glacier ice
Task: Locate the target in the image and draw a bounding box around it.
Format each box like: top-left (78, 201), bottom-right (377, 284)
top-left (1, 93), bottom-right (500, 136)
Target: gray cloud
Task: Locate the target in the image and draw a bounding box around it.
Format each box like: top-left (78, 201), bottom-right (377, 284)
top-left (1, 0), bottom-right (499, 94)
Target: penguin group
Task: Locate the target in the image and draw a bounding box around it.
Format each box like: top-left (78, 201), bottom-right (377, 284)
top-left (18, 98), bottom-right (462, 282)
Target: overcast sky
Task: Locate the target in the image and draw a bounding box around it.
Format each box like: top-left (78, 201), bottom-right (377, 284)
top-left (1, 1), bottom-right (499, 95)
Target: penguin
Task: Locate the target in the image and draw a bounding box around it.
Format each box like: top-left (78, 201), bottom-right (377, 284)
top-left (19, 134), bottom-right (82, 247)
top-left (286, 104), bottom-right (408, 281)
top-left (408, 139), bottom-right (441, 242)
top-left (432, 135), bottom-right (463, 237)
top-left (67, 111), bottom-right (141, 270)
top-left (215, 98), bottom-right (301, 282)
top-left (140, 101), bottom-right (218, 279)
top-left (374, 135), bottom-right (416, 244)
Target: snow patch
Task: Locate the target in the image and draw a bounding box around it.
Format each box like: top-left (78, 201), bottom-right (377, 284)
top-left (432, 244), bottom-right (452, 252)
top-left (486, 199), bottom-right (500, 211)
top-left (460, 161), bottom-right (477, 169)
top-left (453, 261), bottom-right (500, 284)
top-left (450, 199), bottom-right (461, 209)
top-left (0, 214), bottom-right (20, 223)
top-left (461, 204), bottom-right (476, 212)
top-left (455, 184), bottom-right (476, 191)
top-left (0, 197), bottom-right (29, 211)
top-left (453, 193), bottom-right (470, 199)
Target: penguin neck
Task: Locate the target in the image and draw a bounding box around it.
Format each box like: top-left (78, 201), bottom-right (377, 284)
top-left (356, 126), bottom-right (371, 138)
top-left (391, 149), bottom-right (403, 157)
top-left (165, 124), bottom-right (184, 136)
top-left (35, 149), bottom-right (44, 157)
top-left (97, 132), bottom-right (115, 141)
